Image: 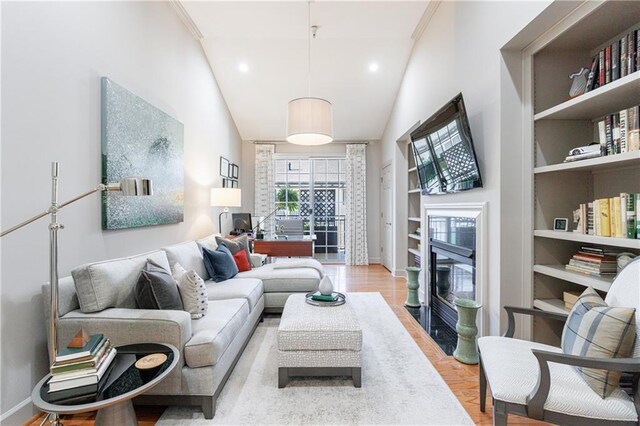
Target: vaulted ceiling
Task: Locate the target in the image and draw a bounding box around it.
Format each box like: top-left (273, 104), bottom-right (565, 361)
top-left (180, 1), bottom-right (431, 141)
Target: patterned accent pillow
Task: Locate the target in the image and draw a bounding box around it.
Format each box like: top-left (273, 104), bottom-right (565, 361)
top-left (215, 235), bottom-right (252, 269)
top-left (172, 262), bottom-right (208, 319)
top-left (561, 286), bottom-right (636, 398)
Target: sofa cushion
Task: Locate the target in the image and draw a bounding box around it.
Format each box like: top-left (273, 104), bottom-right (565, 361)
top-left (561, 287), bottom-right (636, 398)
top-left (215, 235), bottom-right (252, 268)
top-left (72, 250), bottom-right (170, 313)
top-left (478, 336), bottom-right (637, 422)
top-left (184, 298), bottom-right (250, 368)
top-left (162, 241), bottom-right (208, 281)
top-left (236, 263), bottom-right (320, 293)
top-left (196, 233), bottom-right (220, 253)
top-left (233, 250), bottom-right (251, 272)
top-left (135, 259), bottom-right (184, 311)
top-left (172, 263), bottom-right (208, 319)
top-left (203, 245), bottom-right (238, 282)
top-left (206, 278), bottom-right (263, 312)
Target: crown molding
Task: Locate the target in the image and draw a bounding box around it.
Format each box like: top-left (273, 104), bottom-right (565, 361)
top-left (411, 1), bottom-right (441, 42)
top-left (169, 1), bottom-right (204, 41)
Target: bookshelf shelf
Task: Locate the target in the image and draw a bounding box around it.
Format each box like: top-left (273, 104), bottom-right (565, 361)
top-left (534, 229), bottom-right (640, 249)
top-left (533, 264), bottom-right (613, 292)
top-left (533, 298), bottom-right (570, 315)
top-left (534, 72), bottom-right (640, 121)
top-left (408, 234), bottom-right (421, 241)
top-left (408, 189), bottom-right (421, 194)
top-left (534, 151), bottom-right (640, 174)
top-left (408, 248), bottom-right (421, 257)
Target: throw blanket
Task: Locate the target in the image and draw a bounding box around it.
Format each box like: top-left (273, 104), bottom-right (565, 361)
top-left (272, 259), bottom-right (325, 278)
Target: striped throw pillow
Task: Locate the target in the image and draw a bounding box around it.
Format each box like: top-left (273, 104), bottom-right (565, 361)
top-left (561, 287), bottom-right (636, 399)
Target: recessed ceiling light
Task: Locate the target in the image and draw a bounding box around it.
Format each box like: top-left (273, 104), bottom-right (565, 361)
top-left (238, 62), bottom-right (249, 73)
top-left (369, 63), bottom-right (379, 73)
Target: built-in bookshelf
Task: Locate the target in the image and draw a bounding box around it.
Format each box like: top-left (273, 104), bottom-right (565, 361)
top-left (407, 141), bottom-right (421, 268)
top-left (529, 2), bottom-right (640, 343)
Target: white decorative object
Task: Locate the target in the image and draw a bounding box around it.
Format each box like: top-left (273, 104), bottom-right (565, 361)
top-left (318, 276), bottom-right (334, 296)
top-left (172, 262), bottom-right (208, 319)
top-left (345, 144), bottom-right (369, 265)
top-left (568, 67), bottom-right (589, 98)
top-left (254, 144), bottom-right (276, 235)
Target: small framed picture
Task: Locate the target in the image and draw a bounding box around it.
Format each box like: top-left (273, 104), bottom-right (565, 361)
top-left (231, 164), bottom-right (239, 179)
top-left (222, 178), bottom-right (230, 188)
top-left (553, 217), bottom-right (569, 232)
top-left (220, 157), bottom-right (230, 177)
top-left (232, 180), bottom-right (239, 188)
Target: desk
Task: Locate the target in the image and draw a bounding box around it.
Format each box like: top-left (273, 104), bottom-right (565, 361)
top-left (253, 239), bottom-right (314, 257)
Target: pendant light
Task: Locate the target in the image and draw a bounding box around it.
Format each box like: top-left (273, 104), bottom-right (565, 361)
top-left (286, 1), bottom-right (333, 145)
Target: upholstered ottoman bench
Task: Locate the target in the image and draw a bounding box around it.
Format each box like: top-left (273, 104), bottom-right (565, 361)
top-left (277, 293), bottom-right (362, 388)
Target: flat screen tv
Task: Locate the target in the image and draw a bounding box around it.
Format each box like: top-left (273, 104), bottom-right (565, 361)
top-left (410, 93), bottom-right (482, 195)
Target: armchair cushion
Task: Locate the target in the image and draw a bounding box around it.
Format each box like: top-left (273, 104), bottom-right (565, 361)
top-left (561, 287), bottom-right (636, 398)
top-left (478, 336), bottom-right (636, 422)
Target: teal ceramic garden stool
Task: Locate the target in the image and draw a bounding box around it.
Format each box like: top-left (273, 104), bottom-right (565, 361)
top-left (453, 298), bottom-right (481, 364)
top-left (404, 267), bottom-right (421, 308)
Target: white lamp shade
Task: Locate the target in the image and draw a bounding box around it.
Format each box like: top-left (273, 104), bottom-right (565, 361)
top-left (210, 188), bottom-right (242, 207)
top-left (286, 97), bottom-right (333, 145)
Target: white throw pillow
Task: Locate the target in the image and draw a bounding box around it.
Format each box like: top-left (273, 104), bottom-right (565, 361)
top-left (172, 262), bottom-right (208, 319)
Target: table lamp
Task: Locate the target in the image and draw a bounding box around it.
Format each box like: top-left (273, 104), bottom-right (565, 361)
top-left (210, 187), bottom-right (242, 234)
top-left (0, 162), bottom-right (152, 369)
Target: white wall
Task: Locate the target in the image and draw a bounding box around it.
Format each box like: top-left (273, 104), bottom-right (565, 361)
top-left (241, 141), bottom-right (381, 263)
top-left (0, 2), bottom-right (242, 422)
top-left (380, 1), bottom-right (550, 336)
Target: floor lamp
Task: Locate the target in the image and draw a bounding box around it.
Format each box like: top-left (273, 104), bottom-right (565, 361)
top-left (210, 187), bottom-right (242, 234)
top-left (0, 162), bottom-right (152, 369)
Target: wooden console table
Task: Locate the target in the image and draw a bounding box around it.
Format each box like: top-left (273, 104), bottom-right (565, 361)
top-left (253, 239), bottom-right (314, 257)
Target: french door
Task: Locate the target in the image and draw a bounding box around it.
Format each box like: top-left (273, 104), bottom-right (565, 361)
top-left (274, 157), bottom-right (346, 262)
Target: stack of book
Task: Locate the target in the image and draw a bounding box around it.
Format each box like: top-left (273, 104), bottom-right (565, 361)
top-left (583, 29), bottom-right (639, 94)
top-left (575, 193), bottom-right (639, 239)
top-left (565, 247), bottom-right (619, 277)
top-left (48, 334), bottom-right (116, 402)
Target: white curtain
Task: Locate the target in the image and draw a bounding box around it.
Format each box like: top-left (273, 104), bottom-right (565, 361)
top-left (345, 144), bottom-right (368, 265)
top-left (254, 144), bottom-right (275, 235)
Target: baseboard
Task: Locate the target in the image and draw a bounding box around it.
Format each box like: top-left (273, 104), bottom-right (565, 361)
top-left (0, 397), bottom-right (36, 425)
top-left (368, 257), bottom-right (381, 264)
top-left (393, 269), bottom-right (407, 278)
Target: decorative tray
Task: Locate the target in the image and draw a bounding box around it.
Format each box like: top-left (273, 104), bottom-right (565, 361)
top-left (305, 292), bottom-right (346, 307)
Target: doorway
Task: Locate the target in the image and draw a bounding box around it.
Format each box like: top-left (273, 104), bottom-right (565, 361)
top-left (381, 163), bottom-right (393, 271)
top-left (274, 157), bottom-right (346, 262)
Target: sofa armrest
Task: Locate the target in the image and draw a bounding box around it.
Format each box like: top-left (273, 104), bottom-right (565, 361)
top-left (58, 308), bottom-right (192, 355)
top-left (250, 253), bottom-right (267, 268)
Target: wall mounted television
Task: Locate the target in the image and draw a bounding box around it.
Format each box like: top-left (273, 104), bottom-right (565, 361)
top-left (410, 93), bottom-right (483, 195)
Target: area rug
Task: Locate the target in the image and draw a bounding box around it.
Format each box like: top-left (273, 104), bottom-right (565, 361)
top-left (158, 292), bottom-right (473, 425)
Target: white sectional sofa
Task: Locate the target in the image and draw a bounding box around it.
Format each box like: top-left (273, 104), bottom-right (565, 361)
top-left (42, 234), bottom-right (323, 418)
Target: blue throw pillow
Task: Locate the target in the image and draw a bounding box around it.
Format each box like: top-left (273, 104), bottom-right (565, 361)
top-left (202, 244), bottom-right (239, 282)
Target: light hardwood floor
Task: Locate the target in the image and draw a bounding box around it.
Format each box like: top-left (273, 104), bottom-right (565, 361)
top-left (27, 264), bottom-right (543, 425)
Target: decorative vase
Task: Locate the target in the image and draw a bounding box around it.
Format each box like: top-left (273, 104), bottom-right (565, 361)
top-left (453, 298), bottom-right (482, 364)
top-left (318, 276), bottom-right (334, 296)
top-left (404, 267), bottom-right (421, 308)
top-left (435, 266), bottom-right (451, 297)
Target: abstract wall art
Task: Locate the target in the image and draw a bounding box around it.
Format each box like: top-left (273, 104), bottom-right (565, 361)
top-left (101, 77), bottom-right (184, 229)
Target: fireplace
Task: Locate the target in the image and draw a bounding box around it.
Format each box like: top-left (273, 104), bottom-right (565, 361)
top-left (428, 216), bottom-right (477, 331)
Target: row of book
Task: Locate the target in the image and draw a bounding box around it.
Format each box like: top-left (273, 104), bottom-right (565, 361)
top-left (565, 246), bottom-right (618, 277)
top-left (48, 334), bottom-right (116, 402)
top-left (584, 29), bottom-right (640, 93)
top-left (575, 193), bottom-right (639, 239)
top-left (597, 105), bottom-right (640, 156)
